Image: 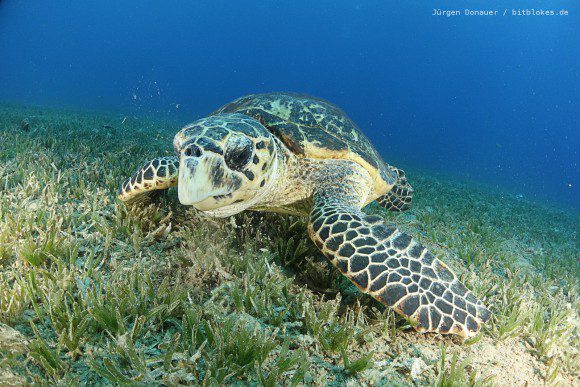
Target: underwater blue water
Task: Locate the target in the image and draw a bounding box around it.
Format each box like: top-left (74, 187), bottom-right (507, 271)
top-left (0, 1), bottom-right (577, 208)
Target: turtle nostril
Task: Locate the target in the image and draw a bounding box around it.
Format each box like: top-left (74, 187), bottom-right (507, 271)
top-left (183, 144), bottom-right (202, 158)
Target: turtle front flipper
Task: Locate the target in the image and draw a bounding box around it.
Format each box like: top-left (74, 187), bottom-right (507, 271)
top-left (118, 156), bottom-right (179, 204)
top-left (308, 184), bottom-right (490, 338)
top-left (377, 167), bottom-right (413, 212)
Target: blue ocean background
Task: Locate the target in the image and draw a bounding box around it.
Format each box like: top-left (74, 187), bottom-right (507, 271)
top-left (0, 1), bottom-right (577, 209)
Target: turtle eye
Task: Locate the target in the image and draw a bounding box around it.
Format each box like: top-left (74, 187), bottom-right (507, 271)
top-left (224, 136), bottom-right (253, 171)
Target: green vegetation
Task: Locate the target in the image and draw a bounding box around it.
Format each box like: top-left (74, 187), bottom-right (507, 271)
top-left (0, 105), bottom-right (578, 385)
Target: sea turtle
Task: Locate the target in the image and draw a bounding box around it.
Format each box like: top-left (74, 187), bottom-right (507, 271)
top-left (118, 93), bottom-right (490, 338)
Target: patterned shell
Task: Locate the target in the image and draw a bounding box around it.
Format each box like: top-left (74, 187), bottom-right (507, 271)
top-left (213, 92), bottom-right (397, 191)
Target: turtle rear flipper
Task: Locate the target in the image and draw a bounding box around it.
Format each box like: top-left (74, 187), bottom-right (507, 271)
top-left (308, 178), bottom-right (490, 338)
top-left (377, 166), bottom-right (413, 212)
top-left (118, 156), bottom-right (179, 205)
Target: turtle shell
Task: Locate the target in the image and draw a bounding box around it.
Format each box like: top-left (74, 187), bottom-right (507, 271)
top-left (213, 92), bottom-right (397, 194)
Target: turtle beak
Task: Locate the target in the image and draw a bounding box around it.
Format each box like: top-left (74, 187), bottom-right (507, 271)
top-left (178, 154), bottom-right (231, 206)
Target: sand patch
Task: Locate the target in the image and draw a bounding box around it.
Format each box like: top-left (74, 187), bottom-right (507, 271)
top-left (0, 323), bottom-right (28, 354)
top-left (467, 338), bottom-right (545, 386)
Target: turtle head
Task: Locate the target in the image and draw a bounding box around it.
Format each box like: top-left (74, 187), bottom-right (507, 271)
top-left (173, 114), bottom-right (279, 217)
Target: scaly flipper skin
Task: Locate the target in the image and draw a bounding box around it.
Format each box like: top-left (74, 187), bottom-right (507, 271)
top-left (118, 156), bottom-right (179, 204)
top-left (308, 182), bottom-right (490, 338)
top-left (377, 167), bottom-right (414, 212)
